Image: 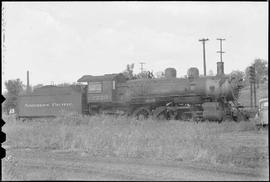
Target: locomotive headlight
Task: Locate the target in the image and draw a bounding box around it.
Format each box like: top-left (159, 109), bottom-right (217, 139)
top-left (205, 79), bottom-right (219, 96)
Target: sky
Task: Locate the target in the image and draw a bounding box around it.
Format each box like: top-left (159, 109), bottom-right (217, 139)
top-left (1, 2), bottom-right (268, 90)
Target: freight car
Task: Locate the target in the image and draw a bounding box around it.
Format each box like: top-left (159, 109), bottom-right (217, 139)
top-left (77, 66), bottom-right (246, 122)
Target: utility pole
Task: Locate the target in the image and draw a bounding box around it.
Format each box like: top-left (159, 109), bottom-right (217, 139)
top-left (216, 38), bottom-right (225, 62)
top-left (250, 82), bottom-right (253, 108)
top-left (199, 38), bottom-right (209, 76)
top-left (248, 65), bottom-right (256, 108)
top-left (253, 79), bottom-right (257, 107)
top-left (139, 62), bottom-right (145, 73)
top-left (253, 64), bottom-right (257, 108)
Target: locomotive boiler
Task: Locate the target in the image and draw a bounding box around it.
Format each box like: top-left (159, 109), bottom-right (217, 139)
top-left (77, 66), bottom-right (242, 121)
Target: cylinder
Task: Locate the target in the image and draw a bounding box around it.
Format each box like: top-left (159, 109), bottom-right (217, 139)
top-left (217, 62), bottom-right (224, 76)
top-left (165, 68), bottom-right (177, 78)
top-left (187, 67), bottom-right (199, 79)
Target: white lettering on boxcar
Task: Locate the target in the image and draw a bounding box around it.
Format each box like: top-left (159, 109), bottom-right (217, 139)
top-left (25, 103), bottom-right (72, 107)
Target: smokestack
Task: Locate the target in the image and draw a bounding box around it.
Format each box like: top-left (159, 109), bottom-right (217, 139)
top-left (27, 71), bottom-right (30, 94)
top-left (216, 62), bottom-right (224, 76)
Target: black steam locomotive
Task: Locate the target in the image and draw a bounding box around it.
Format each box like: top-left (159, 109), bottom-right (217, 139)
top-left (17, 63), bottom-right (247, 122)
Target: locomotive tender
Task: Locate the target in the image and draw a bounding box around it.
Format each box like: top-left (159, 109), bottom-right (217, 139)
top-left (17, 85), bottom-right (84, 119)
top-left (17, 64), bottom-right (244, 121)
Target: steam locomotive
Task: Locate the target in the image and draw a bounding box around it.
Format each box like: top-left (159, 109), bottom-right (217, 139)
top-left (17, 62), bottom-right (246, 122)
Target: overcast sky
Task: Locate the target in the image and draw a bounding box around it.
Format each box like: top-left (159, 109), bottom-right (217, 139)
top-left (2, 2), bottom-right (268, 89)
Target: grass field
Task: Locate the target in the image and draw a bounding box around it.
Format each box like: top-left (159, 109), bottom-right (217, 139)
top-left (3, 112), bottom-right (268, 171)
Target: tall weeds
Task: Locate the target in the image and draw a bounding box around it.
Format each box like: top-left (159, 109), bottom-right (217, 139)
top-left (3, 113), bottom-right (267, 168)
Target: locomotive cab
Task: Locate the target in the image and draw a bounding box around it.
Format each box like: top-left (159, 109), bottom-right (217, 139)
top-left (78, 73), bottom-right (126, 103)
top-left (77, 73), bottom-right (127, 114)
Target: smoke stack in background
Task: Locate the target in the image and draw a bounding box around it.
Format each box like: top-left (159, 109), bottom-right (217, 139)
top-left (27, 71), bottom-right (30, 94)
top-left (216, 62), bottom-right (224, 76)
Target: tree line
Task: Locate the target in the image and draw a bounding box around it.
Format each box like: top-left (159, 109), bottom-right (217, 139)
top-left (229, 58), bottom-right (268, 88)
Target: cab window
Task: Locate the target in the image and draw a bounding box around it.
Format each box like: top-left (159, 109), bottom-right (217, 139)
top-left (88, 82), bottom-right (102, 93)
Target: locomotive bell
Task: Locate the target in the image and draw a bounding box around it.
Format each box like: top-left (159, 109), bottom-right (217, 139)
top-left (165, 68), bottom-right (177, 78)
top-left (187, 67), bottom-right (199, 79)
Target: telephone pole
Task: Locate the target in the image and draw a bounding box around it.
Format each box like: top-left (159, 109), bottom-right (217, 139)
top-left (248, 65), bottom-right (256, 108)
top-left (199, 38), bottom-right (209, 76)
top-left (253, 64), bottom-right (257, 108)
top-left (217, 38), bottom-right (225, 62)
top-left (139, 62), bottom-right (145, 73)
